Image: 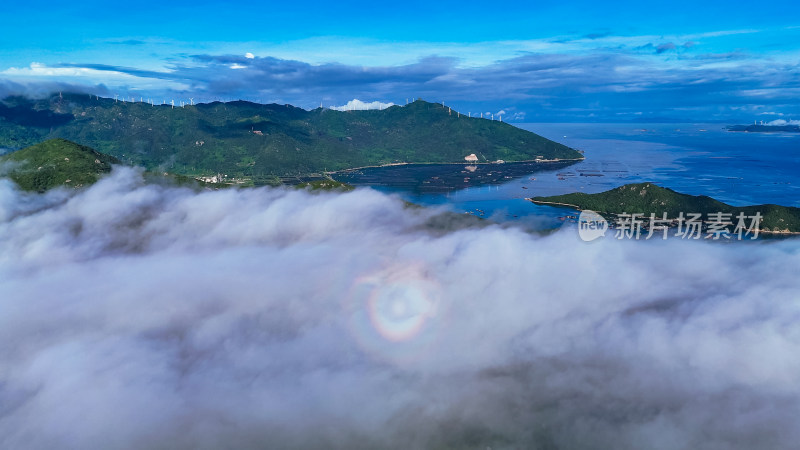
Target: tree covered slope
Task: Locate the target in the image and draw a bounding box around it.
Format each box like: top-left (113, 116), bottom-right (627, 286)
top-left (0, 138), bottom-right (118, 192)
top-left (0, 94), bottom-right (582, 183)
top-left (530, 183), bottom-right (800, 233)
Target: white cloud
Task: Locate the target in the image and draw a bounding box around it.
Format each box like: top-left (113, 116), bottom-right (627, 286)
top-left (488, 109), bottom-right (526, 121)
top-left (1, 168), bottom-right (800, 448)
top-left (2, 62), bottom-right (143, 81)
top-left (766, 119), bottom-right (800, 126)
top-left (330, 99), bottom-right (395, 111)
top-left (214, 28), bottom-right (766, 69)
top-left (245, 52), bottom-right (255, 59)
top-left (1, 63), bottom-right (190, 92)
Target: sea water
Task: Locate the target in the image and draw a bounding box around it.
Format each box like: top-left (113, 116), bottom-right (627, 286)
top-left (332, 123), bottom-right (800, 227)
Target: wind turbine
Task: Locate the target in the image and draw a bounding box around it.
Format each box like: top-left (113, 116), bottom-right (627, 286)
top-left (171, 100), bottom-right (175, 109)
top-left (190, 98), bottom-right (194, 106)
top-left (114, 94), bottom-right (119, 103)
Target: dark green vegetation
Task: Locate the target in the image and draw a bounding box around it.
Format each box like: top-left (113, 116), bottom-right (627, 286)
top-left (0, 138), bottom-right (118, 192)
top-left (0, 94), bottom-right (582, 184)
top-left (728, 124), bottom-right (800, 132)
top-left (530, 183), bottom-right (800, 233)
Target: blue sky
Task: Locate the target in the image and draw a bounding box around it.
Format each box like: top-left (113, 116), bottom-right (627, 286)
top-left (2, 0), bottom-right (800, 121)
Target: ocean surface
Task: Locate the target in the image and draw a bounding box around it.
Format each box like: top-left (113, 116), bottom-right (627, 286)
top-left (333, 123), bottom-right (800, 227)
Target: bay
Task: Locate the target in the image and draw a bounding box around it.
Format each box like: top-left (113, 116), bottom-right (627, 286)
top-left (333, 123), bottom-right (800, 227)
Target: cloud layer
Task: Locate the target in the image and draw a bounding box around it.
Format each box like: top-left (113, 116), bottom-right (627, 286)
top-left (1, 168), bottom-right (800, 449)
top-left (4, 39), bottom-right (800, 121)
top-left (766, 119), bottom-right (800, 126)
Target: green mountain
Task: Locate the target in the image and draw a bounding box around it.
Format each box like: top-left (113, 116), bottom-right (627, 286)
top-left (0, 94), bottom-right (582, 184)
top-left (530, 183), bottom-right (800, 233)
top-left (0, 138), bottom-right (118, 192)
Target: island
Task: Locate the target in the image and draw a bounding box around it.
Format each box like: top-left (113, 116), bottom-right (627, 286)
top-left (727, 124), bottom-right (800, 133)
top-left (529, 183), bottom-right (800, 234)
top-left (0, 94), bottom-right (583, 186)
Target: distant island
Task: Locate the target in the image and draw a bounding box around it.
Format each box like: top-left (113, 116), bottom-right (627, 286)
top-left (0, 94), bottom-right (582, 185)
top-left (727, 124), bottom-right (800, 133)
top-left (530, 183), bottom-right (800, 234)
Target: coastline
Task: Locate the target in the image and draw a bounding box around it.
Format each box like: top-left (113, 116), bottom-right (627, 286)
top-left (527, 199), bottom-right (582, 209)
top-left (328, 157), bottom-right (585, 174)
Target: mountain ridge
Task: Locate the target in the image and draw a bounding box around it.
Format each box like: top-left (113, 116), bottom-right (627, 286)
top-left (0, 94), bottom-right (583, 184)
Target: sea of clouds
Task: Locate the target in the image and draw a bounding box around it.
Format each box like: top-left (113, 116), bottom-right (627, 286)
top-left (1, 167), bottom-right (799, 449)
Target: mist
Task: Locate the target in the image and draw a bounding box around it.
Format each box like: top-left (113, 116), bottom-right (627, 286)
top-left (1, 168), bottom-right (799, 449)
top-left (0, 79), bottom-right (109, 101)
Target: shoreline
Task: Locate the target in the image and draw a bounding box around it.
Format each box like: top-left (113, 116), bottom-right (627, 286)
top-left (327, 157), bottom-right (584, 174)
top-left (527, 199), bottom-right (582, 209)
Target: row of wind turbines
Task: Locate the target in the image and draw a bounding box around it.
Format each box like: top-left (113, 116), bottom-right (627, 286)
top-left (403, 97), bottom-right (504, 122)
top-left (113, 94), bottom-right (194, 108)
top-left (102, 93), bottom-right (507, 121)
